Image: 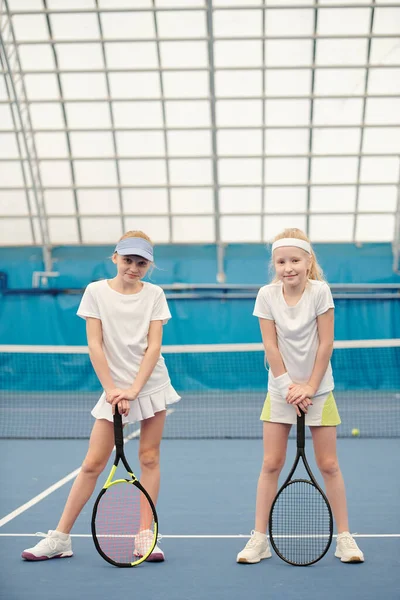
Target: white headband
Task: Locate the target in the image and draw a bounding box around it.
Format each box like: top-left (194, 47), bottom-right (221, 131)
top-left (271, 238), bottom-right (311, 254)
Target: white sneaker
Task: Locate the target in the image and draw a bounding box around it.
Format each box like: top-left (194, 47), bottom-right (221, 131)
top-left (21, 530), bottom-right (73, 561)
top-left (335, 532), bottom-right (364, 563)
top-left (236, 530), bottom-right (272, 564)
top-left (134, 529), bottom-right (164, 562)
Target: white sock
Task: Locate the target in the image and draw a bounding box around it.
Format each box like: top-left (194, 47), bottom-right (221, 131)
top-left (253, 530), bottom-right (267, 539)
top-left (52, 530), bottom-right (70, 540)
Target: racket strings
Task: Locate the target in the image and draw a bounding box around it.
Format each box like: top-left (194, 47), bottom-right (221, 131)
top-left (94, 481), bottom-right (156, 565)
top-left (270, 480), bottom-right (332, 565)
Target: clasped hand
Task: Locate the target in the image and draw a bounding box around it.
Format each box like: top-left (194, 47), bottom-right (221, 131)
top-left (105, 387), bottom-right (139, 417)
top-left (286, 383), bottom-right (315, 416)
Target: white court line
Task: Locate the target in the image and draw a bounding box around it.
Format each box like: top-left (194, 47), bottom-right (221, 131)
top-left (0, 409), bottom-right (175, 529)
top-left (0, 533), bottom-right (399, 539)
top-left (0, 467), bottom-right (82, 529)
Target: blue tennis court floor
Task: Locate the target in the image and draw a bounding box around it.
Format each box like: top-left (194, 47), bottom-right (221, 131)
top-left (1, 438), bottom-right (399, 600)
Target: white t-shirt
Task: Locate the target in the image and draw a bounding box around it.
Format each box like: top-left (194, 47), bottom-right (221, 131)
top-left (253, 279), bottom-right (335, 396)
top-left (77, 280), bottom-right (172, 396)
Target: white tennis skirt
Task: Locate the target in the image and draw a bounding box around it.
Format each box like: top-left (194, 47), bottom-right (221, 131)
top-left (91, 383), bottom-right (181, 425)
top-left (260, 390), bottom-right (341, 427)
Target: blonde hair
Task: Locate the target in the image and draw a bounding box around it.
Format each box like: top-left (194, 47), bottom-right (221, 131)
top-left (270, 228), bottom-right (325, 282)
top-left (118, 230), bottom-right (153, 246)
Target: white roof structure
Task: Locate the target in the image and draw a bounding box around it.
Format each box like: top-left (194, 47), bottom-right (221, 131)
top-left (0, 0), bottom-right (399, 267)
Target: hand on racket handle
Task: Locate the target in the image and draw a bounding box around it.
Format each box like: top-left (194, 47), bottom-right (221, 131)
top-left (110, 387), bottom-right (140, 416)
top-left (105, 387), bottom-right (125, 404)
top-left (293, 399), bottom-right (312, 416)
top-left (286, 383), bottom-right (315, 403)
top-left (111, 387), bottom-right (139, 403)
top-left (286, 385), bottom-right (313, 416)
top-left (112, 399), bottom-right (130, 416)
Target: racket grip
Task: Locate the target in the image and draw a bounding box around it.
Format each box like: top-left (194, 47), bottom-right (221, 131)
top-left (113, 410), bottom-right (124, 449)
top-left (297, 412), bottom-right (305, 449)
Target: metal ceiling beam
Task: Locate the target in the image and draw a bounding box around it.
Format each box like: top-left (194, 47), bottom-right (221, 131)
top-left (1, 153), bottom-right (399, 161)
top-left (2, 124), bottom-right (397, 132)
top-left (306, 1), bottom-right (319, 237)
top-left (2, 64), bottom-right (400, 73)
top-left (6, 3), bottom-right (400, 13)
top-left (4, 34), bottom-right (399, 45)
top-left (1, 182), bottom-right (397, 190)
top-left (95, 0), bottom-right (124, 236)
top-left (393, 159), bottom-right (400, 273)
top-left (42, 0), bottom-right (82, 244)
top-left (206, 0), bottom-right (224, 282)
top-left (0, 4), bottom-right (35, 242)
top-left (353, 1), bottom-right (376, 243)
top-left (0, 0), bottom-right (52, 270)
top-left (152, 0), bottom-right (173, 243)
top-left (261, 0), bottom-right (266, 242)
top-left (0, 211), bottom-right (396, 218)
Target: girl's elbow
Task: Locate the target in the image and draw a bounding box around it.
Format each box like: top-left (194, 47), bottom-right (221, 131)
top-left (88, 341), bottom-right (102, 354)
top-left (264, 342), bottom-right (279, 354)
top-left (321, 342), bottom-right (334, 356)
top-left (146, 344), bottom-right (162, 356)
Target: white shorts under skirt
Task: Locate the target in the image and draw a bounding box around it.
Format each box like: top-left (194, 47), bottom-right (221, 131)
top-left (260, 390), bottom-right (341, 427)
top-left (91, 383), bottom-right (181, 425)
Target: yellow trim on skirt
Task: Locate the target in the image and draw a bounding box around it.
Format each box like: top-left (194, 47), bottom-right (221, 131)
top-left (260, 391), bottom-right (341, 426)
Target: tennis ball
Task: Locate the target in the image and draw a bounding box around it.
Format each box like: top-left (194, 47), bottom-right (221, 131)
top-left (351, 428), bottom-right (360, 437)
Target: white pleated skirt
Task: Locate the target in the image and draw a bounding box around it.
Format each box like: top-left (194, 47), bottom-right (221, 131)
top-left (91, 383), bottom-right (181, 425)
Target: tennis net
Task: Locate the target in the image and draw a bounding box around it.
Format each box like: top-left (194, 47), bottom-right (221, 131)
top-left (0, 340), bottom-right (399, 439)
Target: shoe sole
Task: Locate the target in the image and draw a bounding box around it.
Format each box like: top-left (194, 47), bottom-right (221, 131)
top-left (145, 553), bottom-right (165, 562)
top-left (21, 551), bottom-right (73, 561)
top-left (237, 552), bottom-right (272, 564)
top-left (335, 552), bottom-right (364, 563)
top-left (134, 552), bottom-right (165, 562)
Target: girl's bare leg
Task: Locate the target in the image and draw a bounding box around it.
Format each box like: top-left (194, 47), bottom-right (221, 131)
top-left (255, 421), bottom-right (291, 532)
top-left (137, 410), bottom-right (166, 531)
top-left (138, 410), bottom-right (166, 506)
top-left (56, 419), bottom-right (115, 533)
top-left (311, 425), bottom-right (349, 533)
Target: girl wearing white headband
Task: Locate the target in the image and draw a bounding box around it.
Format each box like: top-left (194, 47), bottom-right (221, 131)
top-left (237, 228), bottom-right (364, 565)
top-left (22, 230), bottom-right (180, 564)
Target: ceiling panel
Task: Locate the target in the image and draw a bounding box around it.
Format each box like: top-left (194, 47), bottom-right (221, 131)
top-left (0, 2), bottom-right (398, 245)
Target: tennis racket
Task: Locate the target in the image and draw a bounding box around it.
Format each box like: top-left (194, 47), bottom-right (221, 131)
top-left (91, 410), bottom-right (158, 567)
top-left (269, 412), bottom-right (333, 566)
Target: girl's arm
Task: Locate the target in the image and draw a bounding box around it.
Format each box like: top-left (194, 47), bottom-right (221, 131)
top-left (287, 308), bottom-right (334, 403)
top-left (86, 317), bottom-right (117, 394)
top-left (307, 308), bottom-right (334, 394)
top-left (259, 318), bottom-right (287, 377)
top-left (111, 320), bottom-right (163, 403)
top-left (260, 318), bottom-right (312, 415)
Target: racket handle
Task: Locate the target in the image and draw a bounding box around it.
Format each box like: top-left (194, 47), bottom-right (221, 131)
top-left (296, 412), bottom-right (305, 449)
top-left (113, 410), bottom-right (124, 450)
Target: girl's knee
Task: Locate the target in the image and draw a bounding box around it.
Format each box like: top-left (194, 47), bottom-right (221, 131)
top-left (139, 447), bottom-right (160, 470)
top-left (261, 455), bottom-right (285, 476)
top-left (317, 458), bottom-right (340, 477)
top-left (81, 458), bottom-right (107, 477)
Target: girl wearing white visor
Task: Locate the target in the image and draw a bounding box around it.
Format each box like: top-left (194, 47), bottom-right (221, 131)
top-left (236, 228), bottom-right (364, 565)
top-left (22, 230), bottom-right (180, 563)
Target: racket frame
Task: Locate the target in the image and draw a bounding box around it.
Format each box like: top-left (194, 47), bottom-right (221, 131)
top-left (91, 410), bottom-right (158, 568)
top-left (268, 412), bottom-right (333, 566)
